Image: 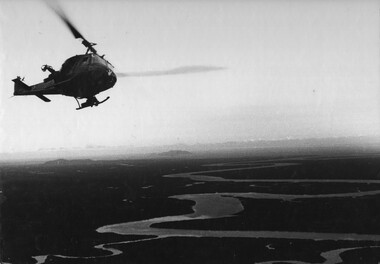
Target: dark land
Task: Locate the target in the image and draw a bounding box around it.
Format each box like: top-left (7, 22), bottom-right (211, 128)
top-left (2, 150), bottom-right (380, 263)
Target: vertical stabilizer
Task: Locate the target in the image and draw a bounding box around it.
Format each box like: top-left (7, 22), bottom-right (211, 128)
top-left (12, 77), bottom-right (31, 95)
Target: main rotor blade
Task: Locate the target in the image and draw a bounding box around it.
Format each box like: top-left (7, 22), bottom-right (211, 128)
top-left (116, 66), bottom-right (225, 77)
top-left (45, 0), bottom-right (97, 53)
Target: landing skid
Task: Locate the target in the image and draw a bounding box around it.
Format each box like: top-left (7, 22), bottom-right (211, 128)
top-left (75, 96), bottom-right (110, 110)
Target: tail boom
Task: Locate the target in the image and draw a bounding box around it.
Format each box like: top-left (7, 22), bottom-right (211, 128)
top-left (12, 77), bottom-right (58, 102)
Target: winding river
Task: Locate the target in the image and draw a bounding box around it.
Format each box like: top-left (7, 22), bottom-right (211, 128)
top-left (33, 160), bottom-right (380, 264)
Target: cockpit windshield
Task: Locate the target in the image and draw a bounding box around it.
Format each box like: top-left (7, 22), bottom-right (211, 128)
top-left (91, 54), bottom-right (111, 68)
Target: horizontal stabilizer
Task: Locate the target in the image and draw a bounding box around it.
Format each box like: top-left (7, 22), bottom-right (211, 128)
top-left (36, 94), bottom-right (51, 102)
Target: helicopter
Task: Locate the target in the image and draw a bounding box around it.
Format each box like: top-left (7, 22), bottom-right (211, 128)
top-left (12, 4), bottom-right (118, 110)
top-left (12, 2), bottom-right (224, 110)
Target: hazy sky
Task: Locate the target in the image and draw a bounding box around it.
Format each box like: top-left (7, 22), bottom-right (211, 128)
top-left (1, 0), bottom-right (379, 153)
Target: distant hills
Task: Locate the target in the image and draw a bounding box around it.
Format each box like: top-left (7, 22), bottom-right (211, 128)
top-left (2, 135), bottom-right (380, 164)
top-left (151, 150), bottom-right (192, 158)
top-left (43, 151), bottom-right (193, 166)
top-left (44, 159), bottom-right (95, 166)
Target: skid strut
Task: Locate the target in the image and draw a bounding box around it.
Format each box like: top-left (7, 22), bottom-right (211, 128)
top-left (75, 96), bottom-right (110, 110)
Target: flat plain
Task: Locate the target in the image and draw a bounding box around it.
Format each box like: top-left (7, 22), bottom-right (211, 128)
top-left (2, 152), bottom-right (380, 263)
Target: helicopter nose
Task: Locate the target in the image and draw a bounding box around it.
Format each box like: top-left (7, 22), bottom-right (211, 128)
top-left (107, 70), bottom-right (117, 87)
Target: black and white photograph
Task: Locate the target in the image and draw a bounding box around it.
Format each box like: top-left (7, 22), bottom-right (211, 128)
top-left (1, 0), bottom-right (380, 263)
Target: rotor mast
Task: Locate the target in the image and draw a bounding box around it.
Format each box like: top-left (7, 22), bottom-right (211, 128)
top-left (82, 40), bottom-right (97, 54)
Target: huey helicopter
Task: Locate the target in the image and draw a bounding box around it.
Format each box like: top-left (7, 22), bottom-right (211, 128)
top-left (12, 3), bottom-right (119, 110)
top-left (12, 2), bottom-right (224, 110)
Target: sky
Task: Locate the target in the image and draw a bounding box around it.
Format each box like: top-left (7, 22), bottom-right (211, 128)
top-left (1, 0), bottom-right (380, 153)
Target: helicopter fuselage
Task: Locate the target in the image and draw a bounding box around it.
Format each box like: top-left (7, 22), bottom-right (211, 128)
top-left (53, 53), bottom-right (117, 99)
